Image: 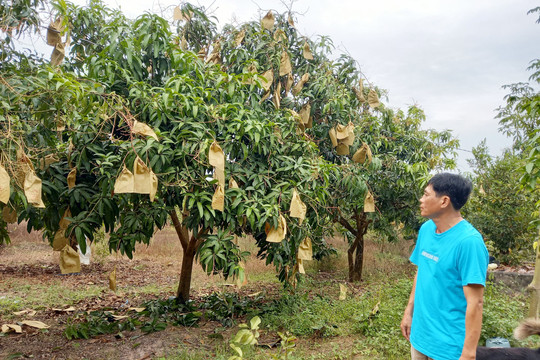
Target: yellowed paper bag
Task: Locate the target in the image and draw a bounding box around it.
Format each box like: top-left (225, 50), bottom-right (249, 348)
top-left (114, 166), bottom-right (135, 194)
top-left (212, 184), bottom-right (225, 211)
top-left (339, 284), bottom-right (347, 300)
top-left (288, 13), bottom-right (295, 27)
top-left (133, 157), bottom-right (153, 194)
top-left (297, 258), bottom-right (305, 274)
top-left (273, 82), bottom-right (281, 109)
top-left (60, 245), bottom-right (81, 274)
top-left (353, 143), bottom-right (372, 165)
top-left (50, 42), bottom-right (65, 67)
top-left (2, 206), bottom-right (17, 223)
top-left (209, 142), bottom-right (225, 170)
top-left (290, 189), bottom-right (306, 223)
top-left (109, 266), bottom-right (117, 291)
top-left (292, 73), bottom-right (309, 96)
top-left (261, 69), bottom-right (274, 92)
top-left (132, 120), bottom-right (159, 141)
top-left (297, 237), bottom-right (312, 260)
top-left (53, 228), bottom-right (69, 251)
top-left (24, 171), bottom-right (45, 208)
top-left (303, 42), bottom-right (314, 60)
top-left (229, 178), bottom-right (239, 189)
top-left (173, 6), bottom-right (183, 20)
top-left (266, 214), bottom-right (287, 243)
top-left (285, 73), bottom-right (294, 93)
top-left (279, 51), bottom-right (292, 76)
top-left (149, 171), bottom-right (158, 202)
top-left (364, 191), bottom-right (375, 213)
top-left (299, 104), bottom-right (311, 125)
top-left (368, 89), bottom-right (381, 108)
top-left (0, 164), bottom-right (10, 204)
top-left (336, 144), bottom-right (349, 156)
top-left (46, 18), bottom-right (62, 46)
top-left (329, 128), bottom-right (338, 147)
top-left (235, 29), bottom-right (245, 47)
top-left (67, 168), bottom-right (76, 189)
top-left (261, 11), bottom-right (274, 31)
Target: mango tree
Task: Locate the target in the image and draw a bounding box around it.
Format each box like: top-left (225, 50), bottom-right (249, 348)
top-left (216, 12), bottom-right (459, 281)
top-left (496, 7), bottom-right (540, 318)
top-left (0, 1), bottom-right (339, 302)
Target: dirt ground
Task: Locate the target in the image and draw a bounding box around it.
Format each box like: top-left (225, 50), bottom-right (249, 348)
top-left (0, 223), bottom-right (370, 360)
top-left (0, 223), bottom-right (265, 359)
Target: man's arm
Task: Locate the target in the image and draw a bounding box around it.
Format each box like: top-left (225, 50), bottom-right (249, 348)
top-left (460, 284), bottom-right (484, 360)
top-left (400, 271), bottom-right (417, 341)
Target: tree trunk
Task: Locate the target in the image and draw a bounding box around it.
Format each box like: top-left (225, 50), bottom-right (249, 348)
top-left (169, 209), bottom-right (206, 304)
top-left (527, 228), bottom-right (540, 318)
top-left (176, 237), bottom-right (197, 303)
top-left (348, 232), bottom-right (364, 282)
top-left (341, 210), bottom-right (371, 283)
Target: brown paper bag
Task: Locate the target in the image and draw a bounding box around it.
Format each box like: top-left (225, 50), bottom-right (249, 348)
top-left (329, 128), bottom-right (338, 147)
top-left (297, 258), bottom-right (305, 274)
top-left (336, 144), bottom-right (349, 156)
top-left (285, 73), bottom-right (294, 93)
top-left (2, 206), bottom-right (17, 223)
top-left (299, 104), bottom-right (311, 125)
top-left (59, 245), bottom-right (81, 274)
top-left (261, 69), bottom-right (274, 92)
top-left (279, 51), bottom-right (292, 76)
top-left (368, 89), bottom-right (381, 108)
top-left (50, 42), bottom-right (65, 67)
top-left (235, 29), bottom-right (245, 47)
top-left (266, 214), bottom-right (287, 243)
top-left (273, 82), bottom-right (281, 109)
top-left (289, 189), bottom-right (306, 223)
top-left (211, 185), bottom-right (225, 212)
top-left (0, 164), bottom-right (10, 204)
top-left (261, 11), bottom-right (274, 30)
top-left (46, 18), bottom-right (63, 46)
top-left (292, 73), bottom-right (309, 96)
top-left (132, 120), bottom-right (159, 141)
top-left (133, 157), bottom-right (152, 194)
top-left (364, 191), bottom-right (375, 212)
top-left (229, 178), bottom-right (239, 189)
top-left (114, 166), bottom-right (135, 194)
top-left (67, 168), bottom-right (76, 189)
top-left (52, 228), bottom-right (69, 251)
top-left (109, 266), bottom-right (117, 291)
top-left (303, 42), bottom-right (314, 60)
top-left (297, 237), bottom-right (312, 260)
top-left (24, 171), bottom-right (45, 208)
top-left (209, 142), bottom-right (225, 170)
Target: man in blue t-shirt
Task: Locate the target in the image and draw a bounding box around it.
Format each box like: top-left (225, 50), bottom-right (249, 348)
top-left (400, 173), bottom-right (489, 360)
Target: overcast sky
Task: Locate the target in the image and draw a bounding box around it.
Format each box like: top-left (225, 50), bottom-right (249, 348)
top-left (65, 0), bottom-right (540, 170)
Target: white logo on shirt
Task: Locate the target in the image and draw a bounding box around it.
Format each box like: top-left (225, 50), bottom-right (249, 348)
top-left (421, 251), bottom-right (439, 262)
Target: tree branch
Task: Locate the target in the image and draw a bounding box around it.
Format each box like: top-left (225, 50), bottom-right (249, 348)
top-left (170, 210), bottom-right (188, 251)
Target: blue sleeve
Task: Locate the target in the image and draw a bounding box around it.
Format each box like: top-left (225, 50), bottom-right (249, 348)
top-left (458, 234), bottom-right (489, 287)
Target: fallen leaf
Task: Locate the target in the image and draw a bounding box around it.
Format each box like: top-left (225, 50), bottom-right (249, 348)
top-left (13, 309), bottom-right (36, 316)
top-left (21, 320), bottom-right (50, 329)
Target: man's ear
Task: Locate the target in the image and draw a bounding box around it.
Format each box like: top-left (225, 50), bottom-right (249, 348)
top-left (440, 195), bottom-right (451, 209)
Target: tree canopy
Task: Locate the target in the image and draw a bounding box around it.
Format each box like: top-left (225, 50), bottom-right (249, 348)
top-left (1, 0), bottom-right (459, 300)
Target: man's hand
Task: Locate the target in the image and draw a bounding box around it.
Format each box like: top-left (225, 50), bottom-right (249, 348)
top-left (400, 312), bottom-right (413, 341)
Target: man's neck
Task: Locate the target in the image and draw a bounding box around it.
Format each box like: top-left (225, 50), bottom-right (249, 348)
top-left (432, 211), bottom-right (463, 234)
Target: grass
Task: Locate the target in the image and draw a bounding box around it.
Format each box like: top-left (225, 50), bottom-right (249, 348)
top-left (1, 225), bottom-right (537, 359)
top-left (0, 278), bottom-right (105, 317)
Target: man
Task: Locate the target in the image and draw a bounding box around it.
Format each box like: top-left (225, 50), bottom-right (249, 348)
top-left (401, 173), bottom-right (489, 360)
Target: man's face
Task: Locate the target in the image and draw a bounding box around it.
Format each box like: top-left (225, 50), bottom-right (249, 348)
top-left (419, 184), bottom-right (446, 219)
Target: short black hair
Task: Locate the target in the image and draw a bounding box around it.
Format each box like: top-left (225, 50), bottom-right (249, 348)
top-left (427, 173), bottom-right (472, 210)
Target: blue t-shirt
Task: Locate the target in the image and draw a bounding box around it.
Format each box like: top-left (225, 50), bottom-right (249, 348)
top-left (409, 219), bottom-right (488, 360)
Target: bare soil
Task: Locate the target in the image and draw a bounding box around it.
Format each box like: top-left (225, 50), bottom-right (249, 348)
top-left (0, 223), bottom-right (408, 359)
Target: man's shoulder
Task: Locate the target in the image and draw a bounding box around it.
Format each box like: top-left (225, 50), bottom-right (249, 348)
top-left (458, 220), bottom-right (483, 239)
